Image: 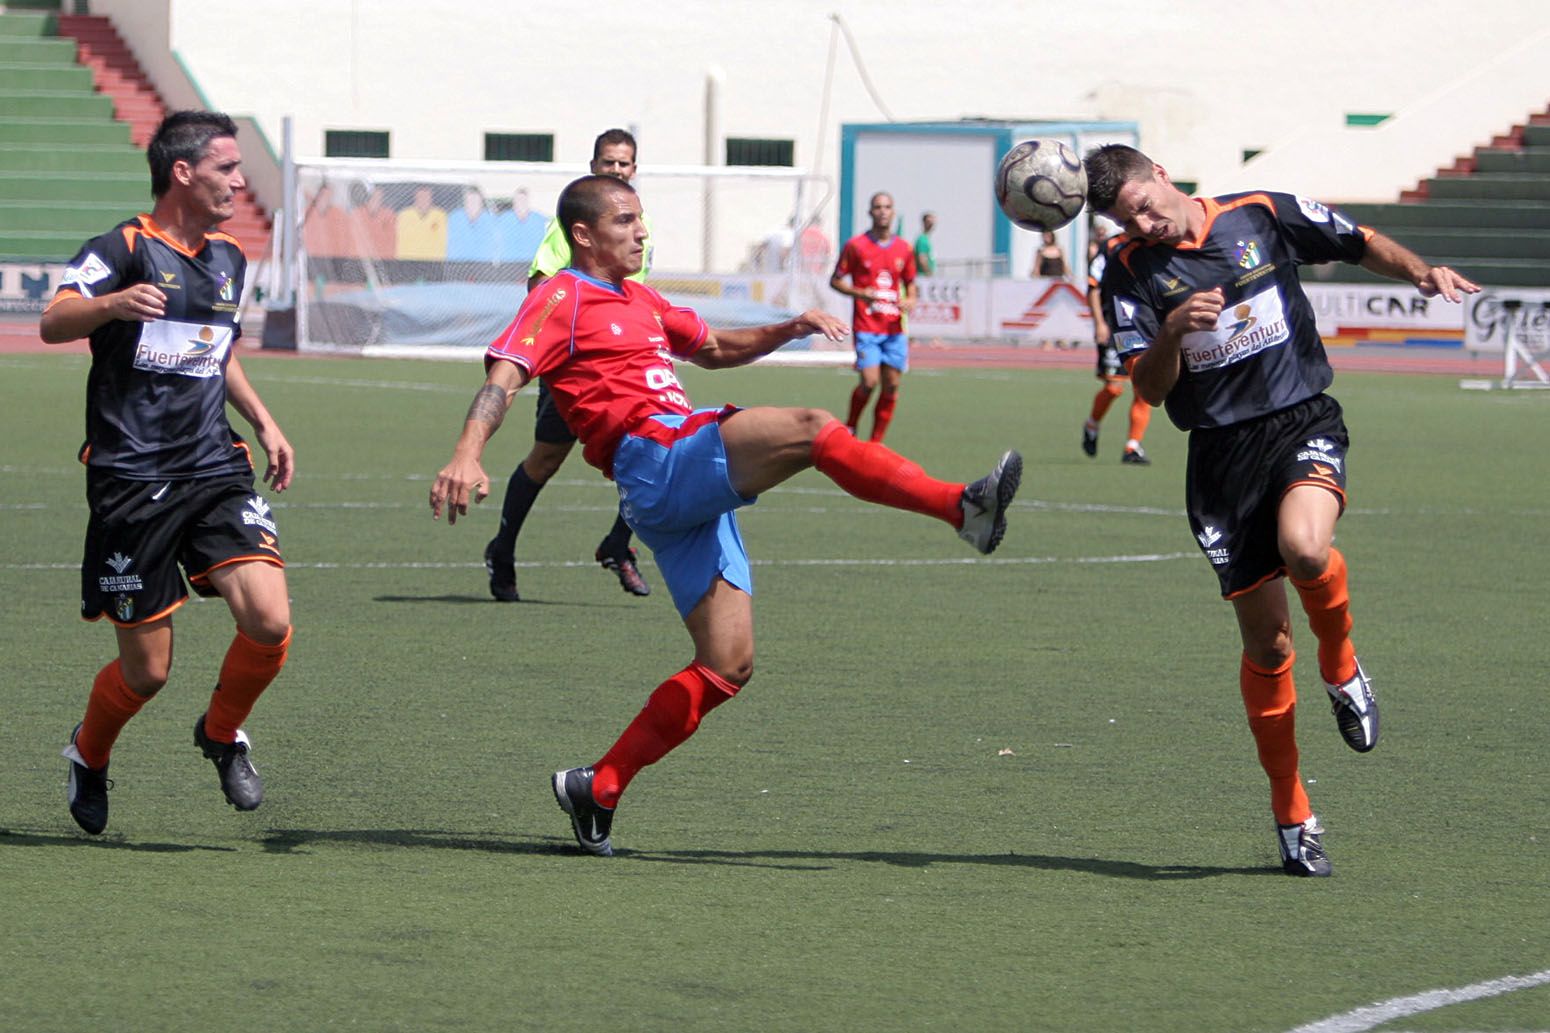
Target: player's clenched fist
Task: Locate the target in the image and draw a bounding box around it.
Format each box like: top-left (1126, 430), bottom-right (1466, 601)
top-left (1166, 287), bottom-right (1225, 334)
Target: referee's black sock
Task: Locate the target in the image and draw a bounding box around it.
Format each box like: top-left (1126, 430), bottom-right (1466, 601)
top-left (493, 464), bottom-right (545, 556)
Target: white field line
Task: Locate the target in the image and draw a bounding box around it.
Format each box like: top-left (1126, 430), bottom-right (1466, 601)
top-left (1286, 968), bottom-right (1550, 1033)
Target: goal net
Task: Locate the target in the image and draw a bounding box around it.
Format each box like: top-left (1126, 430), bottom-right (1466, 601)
top-left (277, 157), bottom-right (838, 357)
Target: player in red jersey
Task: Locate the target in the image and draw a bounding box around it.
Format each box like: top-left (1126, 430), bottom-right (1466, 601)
top-left (830, 191), bottom-right (917, 442)
top-left (42, 111), bottom-right (294, 834)
top-left (430, 175), bottom-right (1021, 856)
top-left (1086, 143), bottom-right (1478, 876)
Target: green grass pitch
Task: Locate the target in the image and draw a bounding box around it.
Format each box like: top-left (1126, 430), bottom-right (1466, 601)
top-left (1, 352), bottom-right (1546, 1032)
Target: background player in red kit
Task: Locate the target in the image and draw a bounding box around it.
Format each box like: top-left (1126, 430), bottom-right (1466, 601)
top-left (42, 111), bottom-right (295, 834)
top-left (830, 191), bottom-right (917, 442)
top-left (1086, 143), bottom-right (1478, 877)
top-left (430, 174), bottom-right (1021, 856)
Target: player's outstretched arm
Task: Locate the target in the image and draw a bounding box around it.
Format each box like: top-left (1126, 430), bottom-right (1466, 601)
top-left (692, 309), bottom-right (850, 370)
top-left (1360, 231), bottom-right (1480, 302)
top-left (226, 353), bottom-right (295, 492)
top-left (430, 359), bottom-right (527, 524)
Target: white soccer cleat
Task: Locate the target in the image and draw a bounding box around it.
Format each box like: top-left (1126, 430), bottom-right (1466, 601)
top-left (958, 450), bottom-right (1023, 555)
top-left (1325, 658), bottom-right (1378, 753)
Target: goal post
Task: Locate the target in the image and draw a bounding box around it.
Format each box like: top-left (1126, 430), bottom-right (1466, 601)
top-left (274, 155), bottom-right (839, 357)
top-left (1461, 289), bottom-right (1550, 390)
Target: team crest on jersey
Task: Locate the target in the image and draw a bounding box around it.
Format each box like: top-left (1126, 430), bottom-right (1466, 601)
top-left (218, 272), bottom-right (235, 303)
top-left (1234, 240), bottom-right (1262, 270)
top-left (610, 323), bottom-right (622, 335)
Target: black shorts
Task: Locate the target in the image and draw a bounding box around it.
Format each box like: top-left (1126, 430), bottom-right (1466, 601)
top-left (533, 380), bottom-right (578, 446)
top-left (1184, 394), bottom-right (1349, 598)
top-left (1096, 340), bottom-right (1126, 379)
top-left (81, 471), bottom-right (284, 626)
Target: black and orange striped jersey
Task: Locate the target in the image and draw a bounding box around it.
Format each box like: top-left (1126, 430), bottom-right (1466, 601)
top-left (49, 215), bottom-right (251, 480)
top-left (1101, 191), bottom-right (1371, 431)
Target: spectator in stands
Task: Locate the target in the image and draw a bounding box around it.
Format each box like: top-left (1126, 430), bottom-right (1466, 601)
top-left (498, 187), bottom-right (546, 265)
top-left (396, 185), bottom-right (448, 261)
top-left (446, 186), bottom-right (501, 262)
top-left (1032, 230), bottom-right (1068, 279)
top-left (913, 211), bottom-right (937, 276)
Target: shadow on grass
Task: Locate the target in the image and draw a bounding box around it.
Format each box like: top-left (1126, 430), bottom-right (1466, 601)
top-left (0, 827), bottom-right (238, 853)
top-left (372, 594), bottom-right (624, 609)
top-left (257, 828), bottom-right (1273, 878)
top-left (260, 827), bottom-right (576, 855)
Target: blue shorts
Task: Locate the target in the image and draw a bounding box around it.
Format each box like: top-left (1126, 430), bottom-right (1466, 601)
top-left (612, 408), bottom-right (758, 618)
top-left (854, 332), bottom-right (909, 372)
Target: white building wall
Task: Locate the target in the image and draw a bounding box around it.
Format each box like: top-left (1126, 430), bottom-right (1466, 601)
top-left (93, 0), bottom-right (1549, 204)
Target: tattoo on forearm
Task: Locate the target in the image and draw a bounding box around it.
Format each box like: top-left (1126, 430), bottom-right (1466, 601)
top-left (465, 384), bottom-right (509, 429)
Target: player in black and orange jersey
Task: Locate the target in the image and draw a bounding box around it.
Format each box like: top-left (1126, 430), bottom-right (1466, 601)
top-left (1085, 144), bottom-right (1478, 877)
top-left (41, 111), bottom-right (296, 835)
top-left (1081, 217), bottom-right (1152, 464)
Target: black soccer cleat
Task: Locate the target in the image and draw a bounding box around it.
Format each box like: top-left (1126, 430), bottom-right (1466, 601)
top-left (194, 714), bottom-right (263, 811)
top-left (958, 450), bottom-right (1023, 555)
top-left (1277, 816), bottom-right (1333, 877)
top-left (1326, 658), bottom-right (1378, 752)
top-left (1121, 445), bottom-right (1151, 465)
top-left (1081, 423), bottom-right (1099, 458)
top-left (484, 539), bottom-right (519, 602)
top-left (596, 546), bottom-right (650, 597)
top-left (552, 766), bottom-right (615, 856)
top-left (63, 723), bottom-right (111, 835)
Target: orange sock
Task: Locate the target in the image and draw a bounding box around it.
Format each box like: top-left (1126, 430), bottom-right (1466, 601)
top-left (1239, 653), bottom-right (1311, 826)
top-left (1127, 394), bottom-right (1151, 442)
top-left (203, 626), bottom-right (291, 744)
top-left (75, 659), bottom-right (148, 769)
top-left (592, 661), bottom-right (739, 807)
top-left (1290, 548), bottom-right (1356, 686)
top-left (845, 385), bottom-right (872, 431)
top-left (869, 391), bottom-right (898, 442)
top-left (1089, 381), bottom-right (1122, 423)
top-left (811, 419), bottom-right (963, 527)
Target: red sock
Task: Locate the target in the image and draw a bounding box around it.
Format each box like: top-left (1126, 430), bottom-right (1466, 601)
top-left (1239, 653), bottom-right (1310, 826)
top-left (1290, 549), bottom-right (1356, 686)
top-left (811, 419), bottom-right (963, 527)
top-left (869, 391), bottom-right (898, 442)
top-left (845, 385), bottom-right (872, 431)
top-left (592, 661), bottom-right (740, 807)
top-left (75, 659), bottom-right (148, 769)
top-left (1126, 394), bottom-right (1151, 442)
top-left (1089, 381), bottom-right (1122, 422)
top-left (203, 626), bottom-right (291, 743)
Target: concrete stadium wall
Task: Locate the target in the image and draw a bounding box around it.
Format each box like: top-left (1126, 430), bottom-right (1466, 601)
top-left (89, 0), bottom-right (1548, 209)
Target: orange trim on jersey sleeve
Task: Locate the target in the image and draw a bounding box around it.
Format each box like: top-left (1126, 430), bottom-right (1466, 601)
top-left (1114, 237), bottom-right (1146, 275)
top-left (121, 220), bottom-right (145, 253)
top-left (43, 287), bottom-right (84, 313)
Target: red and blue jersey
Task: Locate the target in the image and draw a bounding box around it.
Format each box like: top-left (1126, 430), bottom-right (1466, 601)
top-left (486, 270), bottom-right (709, 476)
top-left (833, 232), bottom-right (916, 334)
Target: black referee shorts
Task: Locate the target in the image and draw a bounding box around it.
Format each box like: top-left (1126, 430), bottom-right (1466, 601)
top-left (1184, 393), bottom-right (1349, 598)
top-left (533, 380), bottom-right (578, 446)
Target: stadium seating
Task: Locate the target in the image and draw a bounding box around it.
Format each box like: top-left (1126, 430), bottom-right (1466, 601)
top-left (0, 6), bottom-right (269, 262)
top-left (1331, 108), bottom-right (1550, 287)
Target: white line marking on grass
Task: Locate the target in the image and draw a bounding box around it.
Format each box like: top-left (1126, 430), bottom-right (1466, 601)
top-left (8, 552), bottom-right (1197, 574)
top-left (1286, 968), bottom-right (1550, 1033)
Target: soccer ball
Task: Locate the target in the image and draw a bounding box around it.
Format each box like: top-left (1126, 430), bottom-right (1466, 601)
top-left (994, 139), bottom-right (1088, 232)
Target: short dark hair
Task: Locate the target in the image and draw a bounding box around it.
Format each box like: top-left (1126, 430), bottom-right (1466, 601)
top-left (147, 110), bottom-right (238, 198)
top-left (1083, 144), bottom-right (1155, 213)
top-left (557, 174), bottom-right (637, 250)
top-left (592, 128), bottom-right (637, 162)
